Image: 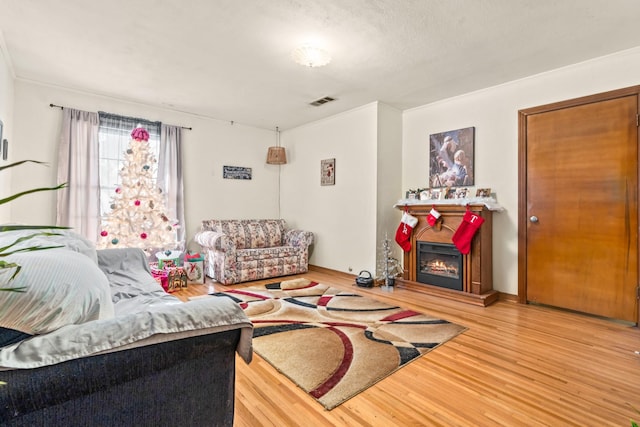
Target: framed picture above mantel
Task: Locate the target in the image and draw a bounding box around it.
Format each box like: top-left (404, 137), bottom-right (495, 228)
top-left (429, 126), bottom-right (475, 188)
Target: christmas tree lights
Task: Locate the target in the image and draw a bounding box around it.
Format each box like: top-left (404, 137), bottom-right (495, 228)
top-left (97, 126), bottom-right (178, 253)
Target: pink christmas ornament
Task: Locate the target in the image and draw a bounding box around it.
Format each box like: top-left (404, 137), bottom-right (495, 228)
top-left (115, 187), bottom-right (121, 194)
top-left (131, 127), bottom-right (150, 142)
top-left (134, 200), bottom-right (141, 206)
top-left (140, 232), bottom-right (148, 239)
top-left (100, 230), bottom-right (108, 237)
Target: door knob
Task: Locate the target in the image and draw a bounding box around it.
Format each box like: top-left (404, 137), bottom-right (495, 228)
top-left (529, 215), bottom-right (539, 223)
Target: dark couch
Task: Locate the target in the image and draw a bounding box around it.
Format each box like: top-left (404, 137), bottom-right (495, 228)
top-left (0, 330), bottom-right (240, 426)
top-left (0, 246), bottom-right (252, 426)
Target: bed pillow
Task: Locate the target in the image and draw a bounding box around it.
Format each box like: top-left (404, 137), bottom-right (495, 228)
top-left (0, 227), bottom-right (99, 264)
top-left (0, 248), bottom-right (115, 335)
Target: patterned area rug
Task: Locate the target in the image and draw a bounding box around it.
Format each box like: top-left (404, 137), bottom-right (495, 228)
top-left (210, 278), bottom-right (467, 410)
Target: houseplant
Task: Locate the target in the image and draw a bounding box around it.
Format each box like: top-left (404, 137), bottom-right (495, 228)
top-left (0, 160), bottom-right (67, 291)
top-left (0, 160), bottom-right (67, 386)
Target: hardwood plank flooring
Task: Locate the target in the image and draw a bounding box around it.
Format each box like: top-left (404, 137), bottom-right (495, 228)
top-left (174, 269), bottom-right (640, 426)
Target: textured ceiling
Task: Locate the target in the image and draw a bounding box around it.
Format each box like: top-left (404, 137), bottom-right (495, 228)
top-left (1, 0), bottom-right (639, 130)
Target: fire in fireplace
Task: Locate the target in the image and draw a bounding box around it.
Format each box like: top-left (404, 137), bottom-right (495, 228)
top-left (416, 242), bottom-right (463, 291)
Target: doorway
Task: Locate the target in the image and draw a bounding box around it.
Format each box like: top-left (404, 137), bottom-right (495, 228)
top-left (518, 86), bottom-right (639, 323)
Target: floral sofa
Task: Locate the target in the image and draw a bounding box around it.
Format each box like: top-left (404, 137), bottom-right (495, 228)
top-left (195, 219), bottom-right (314, 285)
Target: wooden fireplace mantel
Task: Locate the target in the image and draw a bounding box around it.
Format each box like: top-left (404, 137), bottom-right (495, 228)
top-left (395, 202), bottom-right (498, 306)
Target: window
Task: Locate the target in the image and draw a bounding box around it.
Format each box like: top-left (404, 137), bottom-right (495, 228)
top-left (97, 113), bottom-right (161, 221)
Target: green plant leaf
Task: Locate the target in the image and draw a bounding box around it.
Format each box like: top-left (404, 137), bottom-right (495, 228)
top-left (0, 232), bottom-right (63, 254)
top-left (0, 225), bottom-right (70, 232)
top-left (0, 160), bottom-right (68, 299)
top-left (0, 183), bottom-right (68, 206)
top-left (0, 260), bottom-right (21, 281)
top-left (0, 286), bottom-right (26, 292)
top-left (0, 160), bottom-right (48, 172)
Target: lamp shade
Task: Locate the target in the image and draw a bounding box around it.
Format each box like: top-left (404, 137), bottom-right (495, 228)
top-left (266, 146), bottom-right (287, 164)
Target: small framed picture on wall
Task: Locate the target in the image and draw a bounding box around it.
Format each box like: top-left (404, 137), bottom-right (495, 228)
top-left (321, 158), bottom-right (335, 186)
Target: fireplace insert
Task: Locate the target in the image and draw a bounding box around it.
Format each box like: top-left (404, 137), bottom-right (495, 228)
top-left (416, 242), bottom-right (463, 291)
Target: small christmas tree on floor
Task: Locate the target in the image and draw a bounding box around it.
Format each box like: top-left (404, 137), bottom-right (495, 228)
top-left (97, 126), bottom-right (178, 253)
top-left (376, 233), bottom-right (404, 290)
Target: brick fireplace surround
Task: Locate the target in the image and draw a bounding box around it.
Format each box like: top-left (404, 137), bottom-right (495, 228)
top-left (395, 203), bottom-right (498, 306)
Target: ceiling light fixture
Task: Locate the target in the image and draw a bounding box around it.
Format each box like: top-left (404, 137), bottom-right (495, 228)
top-left (292, 44), bottom-right (331, 68)
top-left (266, 126), bottom-right (287, 165)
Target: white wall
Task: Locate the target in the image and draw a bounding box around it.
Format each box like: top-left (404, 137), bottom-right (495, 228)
top-left (280, 103), bottom-right (378, 274)
top-left (376, 103), bottom-right (403, 270)
top-left (0, 42), bottom-right (14, 222)
top-left (403, 46), bottom-right (640, 295)
top-left (9, 81), bottom-right (280, 244)
top-left (8, 46), bottom-right (640, 290)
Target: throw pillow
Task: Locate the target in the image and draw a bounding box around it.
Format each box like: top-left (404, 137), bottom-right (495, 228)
top-left (0, 248), bottom-right (115, 335)
top-left (0, 227), bottom-right (99, 264)
top-left (280, 278), bottom-right (314, 290)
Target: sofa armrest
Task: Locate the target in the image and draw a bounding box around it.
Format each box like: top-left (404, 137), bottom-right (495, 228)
top-left (284, 229), bottom-right (314, 247)
top-left (195, 230), bottom-right (229, 251)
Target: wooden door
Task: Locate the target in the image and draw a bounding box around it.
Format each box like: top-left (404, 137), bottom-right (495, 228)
top-left (518, 87), bottom-right (639, 323)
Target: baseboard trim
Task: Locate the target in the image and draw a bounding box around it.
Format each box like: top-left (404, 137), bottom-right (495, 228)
top-left (308, 265), bottom-right (356, 280)
top-left (498, 292), bottom-right (519, 303)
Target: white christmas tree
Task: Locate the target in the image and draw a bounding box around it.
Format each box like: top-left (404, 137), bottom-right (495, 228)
top-left (97, 126), bottom-right (178, 253)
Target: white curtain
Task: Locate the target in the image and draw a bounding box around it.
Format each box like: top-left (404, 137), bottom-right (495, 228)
top-left (56, 108), bottom-right (101, 241)
top-left (158, 124), bottom-right (185, 249)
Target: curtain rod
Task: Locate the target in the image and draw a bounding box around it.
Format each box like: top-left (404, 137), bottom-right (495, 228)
top-left (49, 103), bottom-right (193, 130)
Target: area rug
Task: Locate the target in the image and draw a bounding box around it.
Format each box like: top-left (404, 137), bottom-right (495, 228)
top-left (209, 278), bottom-right (467, 410)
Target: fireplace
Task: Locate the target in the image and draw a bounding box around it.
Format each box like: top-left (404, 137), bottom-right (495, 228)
top-left (396, 203), bottom-right (497, 306)
top-left (417, 242), bottom-right (463, 291)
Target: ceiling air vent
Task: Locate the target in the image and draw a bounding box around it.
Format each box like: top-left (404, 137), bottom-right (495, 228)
top-left (310, 96), bottom-right (336, 107)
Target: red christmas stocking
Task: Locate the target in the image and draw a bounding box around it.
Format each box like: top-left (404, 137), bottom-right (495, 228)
top-left (395, 211), bottom-right (418, 252)
top-left (452, 209), bottom-right (484, 254)
top-left (427, 207), bottom-right (441, 227)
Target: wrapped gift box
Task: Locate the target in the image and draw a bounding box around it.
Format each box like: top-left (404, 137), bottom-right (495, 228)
top-left (184, 252), bottom-right (205, 284)
top-left (150, 263), bottom-right (188, 292)
top-left (155, 250), bottom-right (182, 269)
top-left (150, 262), bottom-right (169, 291)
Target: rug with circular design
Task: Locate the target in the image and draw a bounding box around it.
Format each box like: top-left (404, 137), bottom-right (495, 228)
top-left (210, 278), bottom-right (467, 410)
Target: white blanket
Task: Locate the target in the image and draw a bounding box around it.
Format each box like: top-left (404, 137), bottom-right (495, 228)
top-left (0, 297), bottom-right (253, 369)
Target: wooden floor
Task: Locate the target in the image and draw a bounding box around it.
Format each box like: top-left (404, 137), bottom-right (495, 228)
top-left (174, 269), bottom-right (640, 427)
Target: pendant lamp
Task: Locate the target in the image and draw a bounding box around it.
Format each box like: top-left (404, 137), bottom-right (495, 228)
top-left (266, 126), bottom-right (287, 165)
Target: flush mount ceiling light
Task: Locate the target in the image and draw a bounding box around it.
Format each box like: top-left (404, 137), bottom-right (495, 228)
top-left (292, 44), bottom-right (331, 67)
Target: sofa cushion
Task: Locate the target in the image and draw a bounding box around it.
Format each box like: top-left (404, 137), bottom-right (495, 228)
top-left (0, 229), bottom-right (114, 336)
top-left (236, 246), bottom-right (299, 262)
top-left (202, 219), bottom-right (285, 249)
